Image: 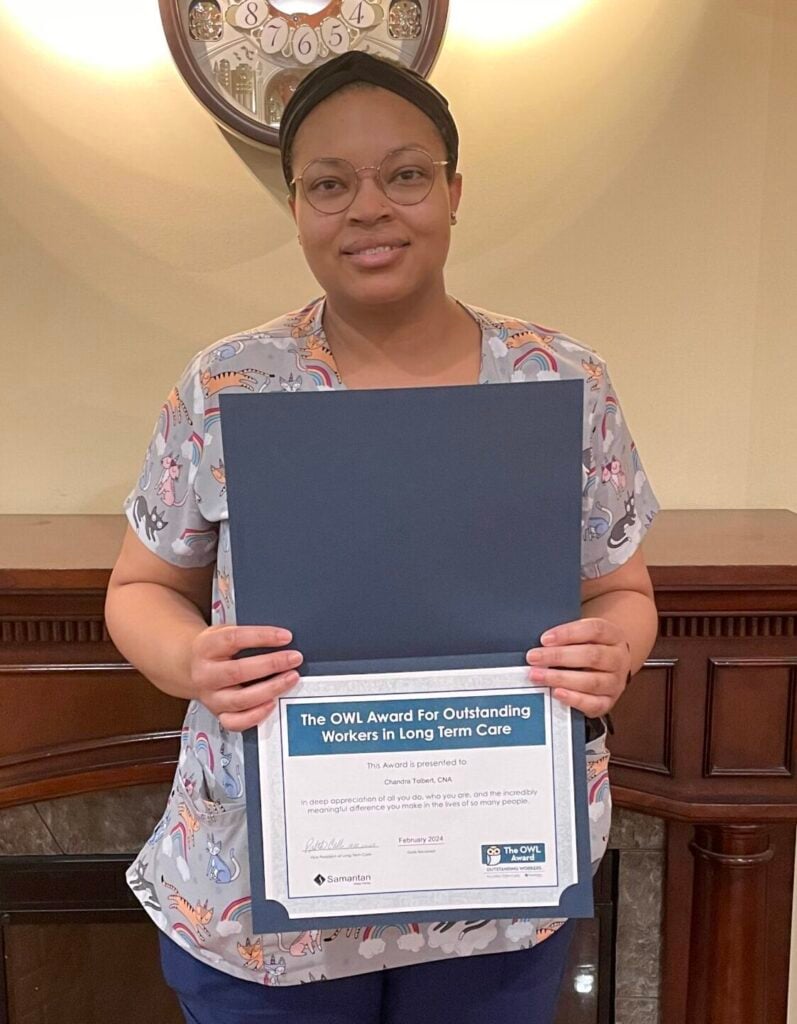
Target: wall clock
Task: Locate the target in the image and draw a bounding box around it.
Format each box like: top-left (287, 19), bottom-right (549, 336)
top-left (159, 1), bottom-right (449, 149)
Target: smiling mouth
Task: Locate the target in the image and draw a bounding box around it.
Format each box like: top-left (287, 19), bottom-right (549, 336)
top-left (343, 242), bottom-right (410, 256)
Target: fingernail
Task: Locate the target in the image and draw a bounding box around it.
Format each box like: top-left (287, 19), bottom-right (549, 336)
top-left (541, 631), bottom-right (556, 644)
top-left (287, 651), bottom-right (303, 666)
top-left (527, 649), bottom-right (542, 663)
top-left (276, 629), bottom-right (292, 642)
top-left (530, 668), bottom-right (546, 683)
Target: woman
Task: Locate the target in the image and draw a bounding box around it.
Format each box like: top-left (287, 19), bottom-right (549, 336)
top-left (106, 51), bottom-right (659, 1024)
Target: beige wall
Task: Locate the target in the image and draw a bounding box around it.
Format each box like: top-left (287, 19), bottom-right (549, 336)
top-left (1, 0), bottom-right (795, 515)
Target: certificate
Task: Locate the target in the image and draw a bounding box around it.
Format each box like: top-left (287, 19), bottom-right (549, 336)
top-left (257, 667), bottom-right (583, 924)
top-left (220, 379), bottom-right (593, 932)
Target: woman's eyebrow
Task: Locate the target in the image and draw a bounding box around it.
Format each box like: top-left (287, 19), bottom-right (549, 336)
top-left (307, 144), bottom-right (435, 163)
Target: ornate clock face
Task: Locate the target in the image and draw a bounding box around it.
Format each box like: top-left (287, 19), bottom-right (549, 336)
top-left (160, 0), bottom-right (449, 148)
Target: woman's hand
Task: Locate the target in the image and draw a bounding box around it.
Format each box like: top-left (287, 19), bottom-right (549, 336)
top-left (525, 617), bottom-right (631, 718)
top-left (188, 625), bottom-right (302, 731)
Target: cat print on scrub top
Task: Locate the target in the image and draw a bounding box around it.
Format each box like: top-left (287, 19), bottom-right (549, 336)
top-left (124, 296), bottom-right (659, 984)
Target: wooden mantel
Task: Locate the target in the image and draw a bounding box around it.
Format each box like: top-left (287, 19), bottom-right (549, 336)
top-left (1, 510), bottom-right (796, 1024)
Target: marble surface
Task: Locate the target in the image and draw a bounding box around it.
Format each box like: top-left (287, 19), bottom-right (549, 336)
top-left (609, 808), bottom-right (665, 851)
top-left (615, 997), bottom-right (661, 1024)
top-left (0, 803), bottom-right (61, 855)
top-left (3, 790), bottom-right (666, 1022)
top-left (0, 783), bottom-right (173, 856)
top-left (616, 850), bottom-right (664, 1000)
top-left (35, 782), bottom-right (172, 854)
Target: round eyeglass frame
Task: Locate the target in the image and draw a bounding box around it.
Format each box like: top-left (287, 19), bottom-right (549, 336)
top-left (290, 147), bottom-right (449, 214)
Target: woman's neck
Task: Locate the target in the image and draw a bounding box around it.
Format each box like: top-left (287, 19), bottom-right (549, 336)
top-left (322, 287), bottom-right (481, 388)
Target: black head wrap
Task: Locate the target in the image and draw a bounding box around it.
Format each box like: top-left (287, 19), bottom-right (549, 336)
top-left (279, 51), bottom-right (458, 188)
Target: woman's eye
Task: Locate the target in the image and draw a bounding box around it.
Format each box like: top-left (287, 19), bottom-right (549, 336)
top-left (390, 167), bottom-right (429, 186)
top-left (309, 178), bottom-right (346, 193)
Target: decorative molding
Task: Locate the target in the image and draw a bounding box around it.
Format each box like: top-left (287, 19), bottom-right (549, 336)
top-left (660, 615), bottom-right (795, 639)
top-left (704, 659), bottom-right (797, 778)
top-left (610, 658), bottom-right (676, 776)
top-left (0, 662), bottom-right (184, 809)
top-left (0, 732), bottom-right (181, 810)
top-left (1, 617), bottom-right (110, 643)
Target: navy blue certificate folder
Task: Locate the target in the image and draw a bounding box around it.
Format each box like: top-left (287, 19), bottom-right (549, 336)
top-left (220, 380), bottom-right (593, 932)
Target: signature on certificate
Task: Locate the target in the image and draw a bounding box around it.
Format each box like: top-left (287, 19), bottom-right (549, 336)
top-left (304, 836), bottom-right (379, 853)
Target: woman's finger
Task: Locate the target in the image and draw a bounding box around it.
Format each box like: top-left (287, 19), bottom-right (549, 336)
top-left (218, 700), bottom-right (278, 733)
top-left (200, 648), bottom-right (303, 691)
top-left (212, 670), bottom-right (300, 714)
top-left (529, 667), bottom-right (619, 696)
top-left (527, 643), bottom-right (620, 672)
top-left (551, 688), bottom-right (613, 718)
top-left (199, 624), bottom-right (294, 660)
top-left (537, 617), bottom-right (624, 648)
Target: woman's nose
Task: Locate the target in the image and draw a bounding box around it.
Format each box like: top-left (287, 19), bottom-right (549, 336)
top-left (346, 172), bottom-right (393, 222)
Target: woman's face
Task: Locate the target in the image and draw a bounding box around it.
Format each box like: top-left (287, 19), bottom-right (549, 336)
top-left (288, 86), bottom-right (462, 311)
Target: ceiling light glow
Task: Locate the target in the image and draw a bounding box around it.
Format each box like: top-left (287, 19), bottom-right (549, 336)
top-left (447, 0), bottom-right (594, 44)
top-left (2, 0), bottom-right (168, 72)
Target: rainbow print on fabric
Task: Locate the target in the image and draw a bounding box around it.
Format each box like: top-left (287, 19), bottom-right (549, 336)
top-left (179, 528), bottom-right (216, 549)
top-left (303, 363), bottom-right (334, 389)
top-left (186, 431), bottom-right (204, 468)
top-left (169, 822), bottom-right (189, 861)
top-left (194, 732), bottom-right (215, 771)
top-left (513, 348), bottom-right (558, 375)
top-left (204, 406), bottom-right (221, 435)
top-left (589, 770), bottom-right (610, 806)
top-left (360, 923), bottom-right (421, 941)
top-left (601, 396), bottom-right (618, 440)
top-left (630, 441), bottom-right (641, 475)
top-left (221, 897), bottom-right (252, 925)
top-left (159, 403), bottom-right (171, 443)
top-left (172, 921), bottom-right (204, 949)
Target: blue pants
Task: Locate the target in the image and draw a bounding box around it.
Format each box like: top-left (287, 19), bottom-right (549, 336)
top-left (160, 922), bottom-right (574, 1024)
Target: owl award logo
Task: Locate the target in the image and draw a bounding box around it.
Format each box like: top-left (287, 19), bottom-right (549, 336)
top-left (481, 843), bottom-right (546, 866)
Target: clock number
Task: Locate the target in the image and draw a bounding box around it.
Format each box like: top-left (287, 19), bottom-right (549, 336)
top-left (232, 0), bottom-right (267, 30)
top-left (321, 18), bottom-right (350, 54)
top-left (261, 17), bottom-right (289, 54)
top-left (341, 0), bottom-right (376, 30)
top-left (292, 25), bottom-right (319, 65)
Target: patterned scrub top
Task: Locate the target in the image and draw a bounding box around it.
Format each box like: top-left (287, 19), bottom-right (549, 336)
top-left (124, 297), bottom-right (659, 986)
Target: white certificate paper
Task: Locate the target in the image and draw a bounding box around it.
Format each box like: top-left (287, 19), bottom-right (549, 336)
top-left (257, 667), bottom-right (580, 920)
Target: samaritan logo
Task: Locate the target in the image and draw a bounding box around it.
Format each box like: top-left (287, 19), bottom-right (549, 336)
top-left (314, 874), bottom-right (326, 886)
top-left (481, 843), bottom-right (546, 865)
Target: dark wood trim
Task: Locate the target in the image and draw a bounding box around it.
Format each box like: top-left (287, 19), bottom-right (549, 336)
top-left (1, 511), bottom-right (795, 1024)
top-left (0, 856), bottom-right (139, 915)
top-left (611, 787), bottom-right (797, 824)
top-left (703, 659), bottom-right (796, 778)
top-left (0, 917), bottom-right (8, 1024)
top-left (686, 825), bottom-right (774, 1023)
top-left (609, 657), bottom-right (675, 776)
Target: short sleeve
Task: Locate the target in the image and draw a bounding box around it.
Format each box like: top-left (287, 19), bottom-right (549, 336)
top-left (123, 353), bottom-right (218, 568)
top-left (581, 361), bottom-right (660, 578)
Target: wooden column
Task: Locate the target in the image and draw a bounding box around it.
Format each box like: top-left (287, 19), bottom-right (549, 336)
top-left (686, 825), bottom-right (774, 1024)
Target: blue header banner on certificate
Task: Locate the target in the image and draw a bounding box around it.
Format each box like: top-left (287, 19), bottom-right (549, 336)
top-left (220, 380), bottom-right (593, 932)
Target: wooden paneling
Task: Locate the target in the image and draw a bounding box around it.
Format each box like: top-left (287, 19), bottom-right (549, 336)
top-left (1, 511), bottom-right (796, 1024)
top-left (0, 663), bottom-right (184, 808)
top-left (704, 659), bottom-right (796, 778)
top-left (608, 660), bottom-right (674, 776)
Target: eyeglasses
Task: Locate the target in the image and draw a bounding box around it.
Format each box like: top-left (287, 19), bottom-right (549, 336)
top-left (291, 147), bottom-right (449, 215)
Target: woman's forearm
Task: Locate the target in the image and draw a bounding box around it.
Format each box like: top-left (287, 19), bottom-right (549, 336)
top-left (580, 588), bottom-right (658, 676)
top-left (105, 581), bottom-right (207, 700)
